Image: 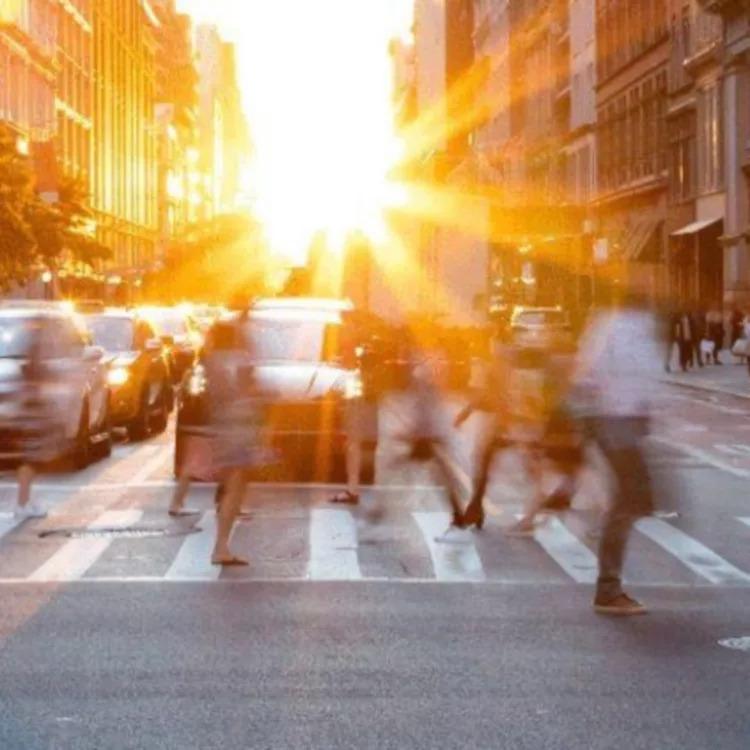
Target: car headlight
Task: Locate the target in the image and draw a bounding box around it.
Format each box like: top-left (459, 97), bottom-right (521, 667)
top-left (186, 368), bottom-right (207, 396)
top-left (344, 371), bottom-right (364, 400)
top-left (108, 367), bottom-right (130, 387)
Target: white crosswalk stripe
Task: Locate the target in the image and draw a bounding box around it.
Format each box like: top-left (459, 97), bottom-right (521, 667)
top-left (412, 512), bottom-right (485, 582)
top-left (4, 495), bottom-right (750, 587)
top-left (636, 518), bottom-right (750, 585)
top-left (29, 510), bottom-right (143, 582)
top-left (533, 516), bottom-right (598, 584)
top-left (164, 511), bottom-right (221, 581)
top-left (308, 509), bottom-right (362, 580)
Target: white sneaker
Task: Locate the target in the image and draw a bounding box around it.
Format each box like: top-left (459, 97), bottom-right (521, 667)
top-left (434, 525), bottom-right (474, 544)
top-left (14, 503), bottom-right (47, 520)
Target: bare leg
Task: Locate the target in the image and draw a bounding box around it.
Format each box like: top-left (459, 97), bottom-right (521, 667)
top-left (347, 440), bottom-right (361, 497)
top-left (17, 464), bottom-right (34, 508)
top-left (168, 473), bottom-right (191, 514)
top-left (211, 469), bottom-right (247, 564)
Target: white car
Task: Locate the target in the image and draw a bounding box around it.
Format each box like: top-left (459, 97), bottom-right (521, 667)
top-left (509, 306), bottom-right (574, 351)
top-left (0, 305), bottom-right (111, 468)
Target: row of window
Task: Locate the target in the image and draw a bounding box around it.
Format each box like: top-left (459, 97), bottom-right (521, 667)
top-left (597, 71), bottom-right (668, 192)
top-left (597, 0), bottom-right (669, 83)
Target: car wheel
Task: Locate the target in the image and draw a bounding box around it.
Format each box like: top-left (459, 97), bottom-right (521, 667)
top-left (96, 409), bottom-right (113, 460)
top-left (151, 383), bottom-right (169, 434)
top-left (127, 389), bottom-right (150, 442)
top-left (70, 402), bottom-right (91, 470)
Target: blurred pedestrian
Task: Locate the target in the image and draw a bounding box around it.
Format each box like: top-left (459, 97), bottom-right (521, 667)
top-left (706, 306), bottom-right (724, 365)
top-left (676, 309), bottom-right (693, 372)
top-left (690, 303), bottom-right (706, 368)
top-left (13, 322), bottom-right (53, 520)
top-left (730, 308), bottom-right (744, 350)
top-left (330, 315), bottom-right (380, 506)
top-left (203, 315), bottom-right (266, 566)
top-left (573, 277), bottom-right (659, 616)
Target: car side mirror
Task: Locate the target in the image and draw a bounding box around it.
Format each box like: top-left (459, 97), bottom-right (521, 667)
top-left (161, 334), bottom-right (175, 347)
top-left (145, 338), bottom-right (162, 353)
top-left (83, 345), bottom-right (105, 362)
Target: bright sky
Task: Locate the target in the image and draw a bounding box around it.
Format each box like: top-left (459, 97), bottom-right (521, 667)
top-left (176, 0), bottom-right (413, 264)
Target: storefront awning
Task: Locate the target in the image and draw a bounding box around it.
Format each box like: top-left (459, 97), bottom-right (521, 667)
top-left (622, 218), bottom-right (662, 261)
top-left (670, 217), bottom-right (722, 237)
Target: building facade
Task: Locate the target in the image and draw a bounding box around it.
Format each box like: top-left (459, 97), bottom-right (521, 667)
top-left (666, 1), bottom-right (725, 306)
top-left (56, 0), bottom-right (92, 180)
top-left (698, 0), bottom-right (750, 308)
top-left (0, 0), bottom-right (58, 150)
top-left (595, 0), bottom-right (670, 298)
top-left (195, 24), bottom-right (247, 218)
top-left (91, 0), bottom-right (159, 285)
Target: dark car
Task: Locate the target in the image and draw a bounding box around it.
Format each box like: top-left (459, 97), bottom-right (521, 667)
top-left (175, 301), bottom-right (377, 483)
top-left (139, 306), bottom-right (202, 385)
top-left (84, 311), bottom-right (172, 440)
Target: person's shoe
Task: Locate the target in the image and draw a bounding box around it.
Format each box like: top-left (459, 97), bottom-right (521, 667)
top-left (168, 507), bottom-right (200, 518)
top-left (330, 490), bottom-right (359, 505)
top-left (434, 524), bottom-right (473, 544)
top-left (14, 502), bottom-right (47, 520)
top-left (594, 593), bottom-right (647, 616)
top-left (503, 520), bottom-right (536, 537)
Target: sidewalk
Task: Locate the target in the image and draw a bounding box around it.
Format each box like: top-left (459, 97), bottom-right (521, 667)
top-left (661, 350), bottom-right (750, 400)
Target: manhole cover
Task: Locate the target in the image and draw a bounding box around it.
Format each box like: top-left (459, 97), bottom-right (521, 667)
top-left (39, 525), bottom-right (200, 540)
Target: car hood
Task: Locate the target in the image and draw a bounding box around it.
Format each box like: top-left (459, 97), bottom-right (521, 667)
top-left (251, 363), bottom-right (348, 400)
top-left (104, 351), bottom-right (139, 368)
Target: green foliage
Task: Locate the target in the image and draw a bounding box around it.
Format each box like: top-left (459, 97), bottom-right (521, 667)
top-left (0, 125), bottom-right (38, 289)
top-left (0, 124), bottom-right (110, 290)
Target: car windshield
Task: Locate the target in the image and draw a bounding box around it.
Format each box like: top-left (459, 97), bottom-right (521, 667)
top-left (516, 311), bottom-right (567, 327)
top-left (0, 317), bottom-right (37, 358)
top-left (243, 318), bottom-right (328, 362)
top-left (87, 316), bottom-right (134, 352)
top-left (143, 309), bottom-right (188, 336)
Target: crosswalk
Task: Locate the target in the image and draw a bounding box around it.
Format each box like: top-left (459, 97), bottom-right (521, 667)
top-left (1, 502), bottom-right (749, 587)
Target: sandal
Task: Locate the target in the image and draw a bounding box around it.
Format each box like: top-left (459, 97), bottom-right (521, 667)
top-left (168, 508), bottom-right (200, 518)
top-left (211, 555), bottom-right (249, 566)
top-left (330, 490), bottom-right (359, 505)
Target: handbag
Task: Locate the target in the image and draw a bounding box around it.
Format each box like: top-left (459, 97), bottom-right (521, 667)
top-left (731, 338), bottom-right (750, 358)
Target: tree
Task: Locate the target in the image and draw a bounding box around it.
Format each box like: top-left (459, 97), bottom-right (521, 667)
top-left (0, 125), bottom-right (38, 289)
top-left (0, 124), bottom-right (110, 290)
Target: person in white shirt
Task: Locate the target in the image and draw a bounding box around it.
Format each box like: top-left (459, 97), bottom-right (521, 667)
top-left (573, 281), bottom-right (660, 616)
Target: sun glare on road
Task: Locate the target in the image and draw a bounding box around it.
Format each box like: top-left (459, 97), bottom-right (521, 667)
top-left (178, 0), bottom-right (413, 263)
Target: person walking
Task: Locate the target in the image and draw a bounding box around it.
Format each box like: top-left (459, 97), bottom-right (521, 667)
top-left (706, 306), bottom-right (724, 365)
top-left (676, 309), bottom-right (693, 372)
top-left (203, 315), bottom-right (266, 567)
top-left (573, 276), bottom-right (660, 616)
top-left (730, 308), bottom-right (744, 351)
top-left (689, 304), bottom-right (706, 368)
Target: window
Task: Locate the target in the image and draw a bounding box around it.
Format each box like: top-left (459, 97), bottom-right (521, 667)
top-left (698, 82), bottom-right (723, 193)
top-left (669, 111), bottom-right (695, 203)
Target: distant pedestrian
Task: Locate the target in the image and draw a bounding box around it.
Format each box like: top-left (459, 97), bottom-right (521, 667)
top-left (676, 310), bottom-right (693, 372)
top-left (706, 306), bottom-right (724, 365)
top-left (690, 303), bottom-right (706, 368)
top-left (573, 275), bottom-right (660, 616)
top-left (13, 322), bottom-right (54, 520)
top-left (730, 308), bottom-right (744, 350)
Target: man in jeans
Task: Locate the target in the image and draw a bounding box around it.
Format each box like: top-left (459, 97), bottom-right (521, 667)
top-left (574, 278), bottom-right (659, 616)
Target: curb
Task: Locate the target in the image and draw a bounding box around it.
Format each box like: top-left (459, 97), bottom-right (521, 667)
top-left (660, 378), bottom-right (750, 402)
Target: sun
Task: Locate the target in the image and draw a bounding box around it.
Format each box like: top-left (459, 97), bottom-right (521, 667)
top-left (233, 1), bottom-right (412, 264)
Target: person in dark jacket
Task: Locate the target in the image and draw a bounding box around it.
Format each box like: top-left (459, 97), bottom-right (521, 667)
top-left (690, 304), bottom-right (707, 368)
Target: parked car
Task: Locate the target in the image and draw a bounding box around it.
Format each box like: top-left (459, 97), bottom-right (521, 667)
top-left (509, 306), bottom-right (575, 352)
top-left (139, 306), bottom-right (202, 384)
top-left (83, 310), bottom-right (172, 440)
top-left (175, 299), bottom-right (376, 483)
top-left (0, 304), bottom-right (111, 468)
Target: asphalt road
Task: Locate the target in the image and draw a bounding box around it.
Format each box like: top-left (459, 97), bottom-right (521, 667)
top-left (1, 380), bottom-right (749, 749)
